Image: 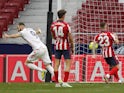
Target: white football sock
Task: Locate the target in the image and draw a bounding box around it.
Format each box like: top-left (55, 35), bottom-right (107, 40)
top-left (46, 65), bottom-right (54, 77)
top-left (106, 74), bottom-right (110, 78)
top-left (118, 80), bottom-right (122, 83)
top-left (26, 63), bottom-right (43, 72)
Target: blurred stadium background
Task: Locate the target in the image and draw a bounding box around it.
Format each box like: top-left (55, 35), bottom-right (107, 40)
top-left (0, 0), bottom-right (124, 83)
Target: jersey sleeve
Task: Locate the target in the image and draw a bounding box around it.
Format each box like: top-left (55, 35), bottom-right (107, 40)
top-left (110, 33), bottom-right (116, 41)
top-left (18, 30), bottom-right (26, 37)
top-left (18, 31), bottom-right (23, 36)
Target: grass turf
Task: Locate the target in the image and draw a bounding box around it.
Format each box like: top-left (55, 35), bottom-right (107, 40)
top-left (0, 83), bottom-right (124, 93)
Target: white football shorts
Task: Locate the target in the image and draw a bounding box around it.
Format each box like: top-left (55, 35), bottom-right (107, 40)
top-left (27, 47), bottom-right (52, 65)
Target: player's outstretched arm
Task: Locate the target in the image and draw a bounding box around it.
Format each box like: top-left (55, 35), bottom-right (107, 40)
top-left (2, 32), bottom-right (21, 38)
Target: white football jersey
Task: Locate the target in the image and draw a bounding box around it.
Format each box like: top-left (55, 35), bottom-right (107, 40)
top-left (19, 28), bottom-right (46, 50)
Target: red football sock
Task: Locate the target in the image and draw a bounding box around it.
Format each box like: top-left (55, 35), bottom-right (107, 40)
top-left (54, 71), bottom-right (58, 83)
top-left (109, 67), bottom-right (118, 75)
top-left (64, 71), bottom-right (69, 82)
top-left (114, 71), bottom-right (119, 80)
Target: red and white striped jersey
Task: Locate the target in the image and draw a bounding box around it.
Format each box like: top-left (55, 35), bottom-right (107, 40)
top-left (94, 31), bottom-right (116, 58)
top-left (51, 20), bottom-right (71, 50)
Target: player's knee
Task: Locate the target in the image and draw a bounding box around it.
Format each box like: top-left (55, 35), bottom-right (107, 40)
top-left (116, 64), bottom-right (120, 69)
top-left (25, 60), bottom-right (32, 65)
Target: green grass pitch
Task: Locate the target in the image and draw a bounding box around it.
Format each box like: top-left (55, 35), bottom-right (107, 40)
top-left (0, 83), bottom-right (124, 93)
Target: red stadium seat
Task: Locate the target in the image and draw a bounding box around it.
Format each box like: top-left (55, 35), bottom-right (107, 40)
top-left (0, 2), bottom-right (4, 9)
top-left (0, 25), bottom-right (3, 32)
top-left (24, 0), bottom-right (30, 4)
top-left (7, 1), bottom-right (22, 10)
top-left (0, 0), bottom-right (31, 37)
top-left (4, 2), bottom-right (20, 17)
top-left (0, 26), bottom-right (3, 37)
top-left (0, 13), bottom-right (14, 24)
top-left (0, 19), bottom-right (8, 31)
top-left (0, 0), bottom-right (6, 8)
top-left (8, 0), bottom-right (25, 11)
top-left (0, 0), bottom-right (8, 1)
top-left (0, 0), bottom-right (6, 3)
top-left (11, 0), bottom-right (30, 4)
top-left (3, 6), bottom-right (19, 18)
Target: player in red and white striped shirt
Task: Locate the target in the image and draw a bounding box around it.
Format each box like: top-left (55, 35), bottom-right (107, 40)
top-left (94, 30), bottom-right (117, 58)
top-left (51, 9), bottom-right (73, 87)
top-left (92, 22), bottom-right (122, 83)
top-left (51, 20), bottom-right (71, 50)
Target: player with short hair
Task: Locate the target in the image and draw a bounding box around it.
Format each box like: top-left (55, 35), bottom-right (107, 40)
top-left (92, 22), bottom-right (122, 83)
top-left (51, 9), bottom-right (74, 87)
top-left (3, 22), bottom-right (54, 80)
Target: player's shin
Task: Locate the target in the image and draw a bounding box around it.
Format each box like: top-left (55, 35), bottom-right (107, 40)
top-left (26, 63), bottom-right (43, 72)
top-left (46, 64), bottom-right (54, 77)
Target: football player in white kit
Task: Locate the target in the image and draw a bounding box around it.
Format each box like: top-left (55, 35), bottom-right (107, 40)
top-left (3, 22), bottom-right (54, 80)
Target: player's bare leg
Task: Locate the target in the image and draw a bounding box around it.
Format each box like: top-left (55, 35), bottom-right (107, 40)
top-left (54, 59), bottom-right (61, 87)
top-left (25, 60), bottom-right (47, 72)
top-left (58, 64), bottom-right (63, 83)
top-left (25, 60), bottom-right (47, 80)
top-left (62, 59), bottom-right (72, 87)
top-left (45, 63), bottom-right (54, 78)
